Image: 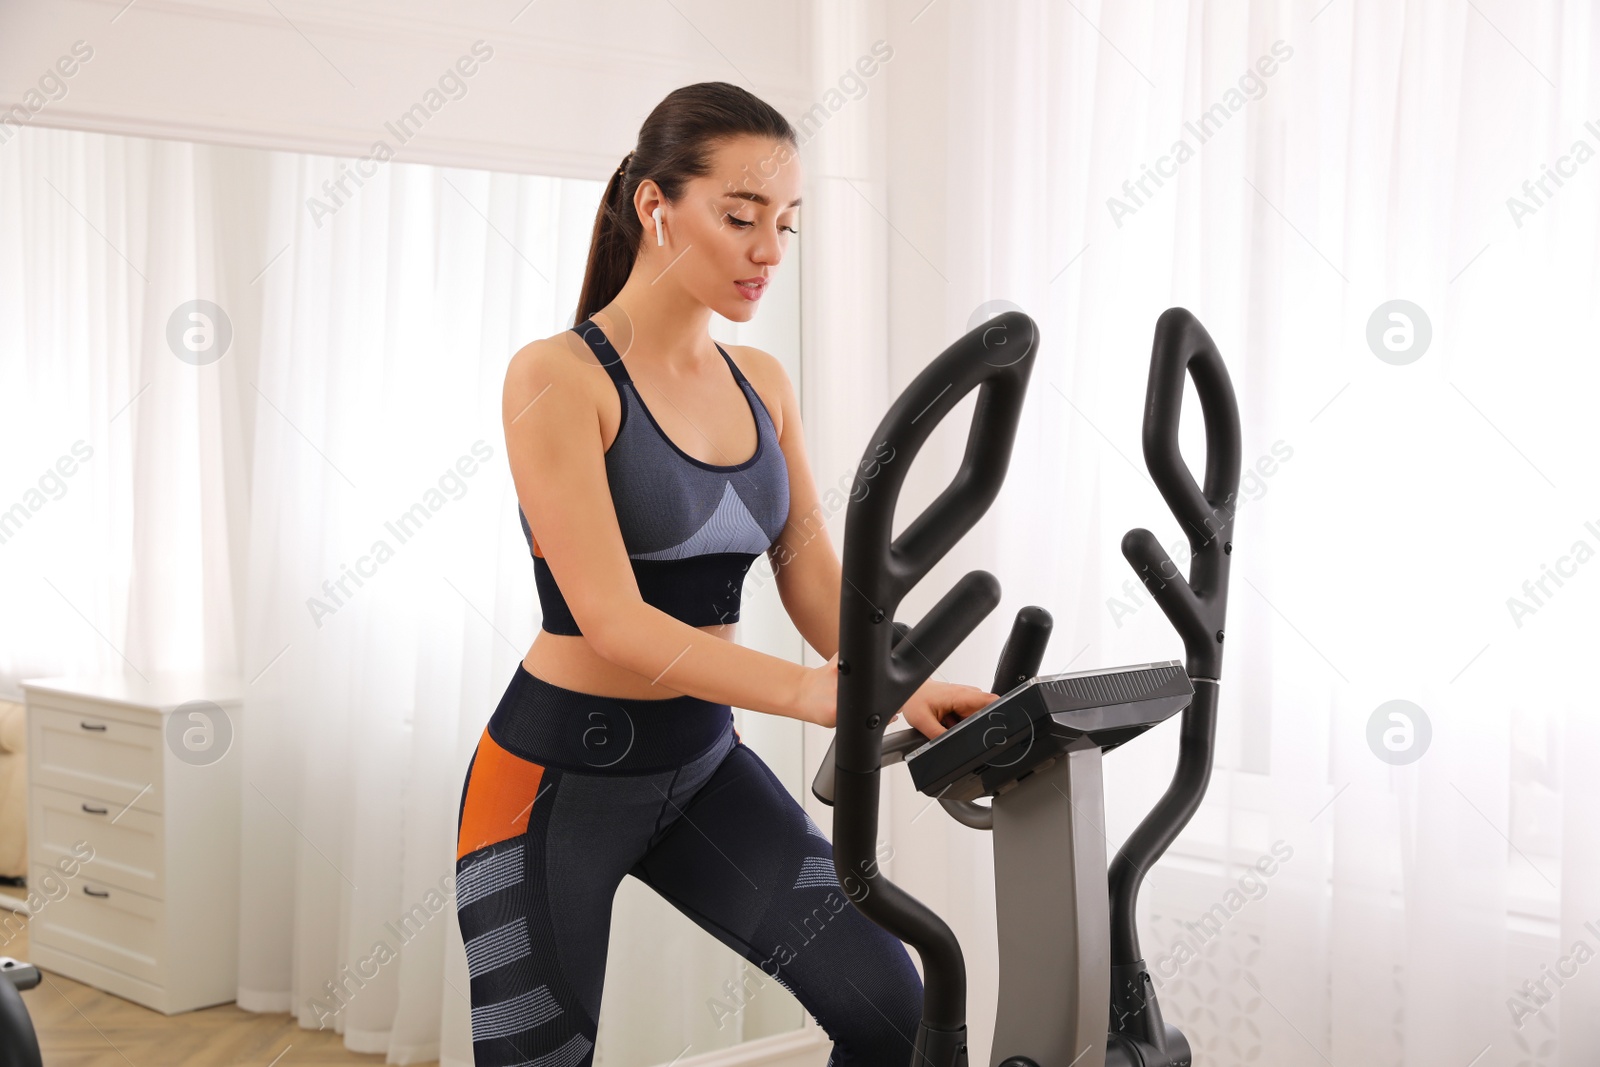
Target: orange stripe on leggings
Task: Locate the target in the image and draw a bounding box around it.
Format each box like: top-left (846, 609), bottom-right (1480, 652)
top-left (456, 729), bottom-right (545, 860)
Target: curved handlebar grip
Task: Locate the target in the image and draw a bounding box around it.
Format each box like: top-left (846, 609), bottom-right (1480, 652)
top-left (1124, 308), bottom-right (1242, 678)
top-left (990, 605), bottom-right (1053, 695)
top-left (831, 310), bottom-right (1040, 1039)
top-left (886, 570), bottom-right (1002, 679)
top-left (1119, 529), bottom-right (1205, 639)
top-left (835, 310), bottom-right (1038, 775)
top-left (811, 621), bottom-right (914, 806)
top-left (1141, 308), bottom-right (1243, 543)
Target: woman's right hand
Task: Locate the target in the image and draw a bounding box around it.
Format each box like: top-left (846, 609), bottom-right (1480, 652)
top-left (792, 652), bottom-right (841, 728)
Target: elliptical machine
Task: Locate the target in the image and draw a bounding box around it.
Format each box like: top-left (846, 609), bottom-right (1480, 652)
top-left (812, 308), bottom-right (1241, 1067)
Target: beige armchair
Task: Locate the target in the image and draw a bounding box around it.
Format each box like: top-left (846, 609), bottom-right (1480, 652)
top-left (0, 701), bottom-right (25, 881)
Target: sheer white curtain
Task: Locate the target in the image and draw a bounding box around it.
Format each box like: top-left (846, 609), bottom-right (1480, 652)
top-left (869, 1), bottom-right (1600, 1063)
top-left (233, 147), bottom-right (563, 1063)
top-left (0, 126), bottom-right (244, 695)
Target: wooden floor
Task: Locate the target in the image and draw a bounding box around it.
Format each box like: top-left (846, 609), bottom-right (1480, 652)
top-left (8, 919), bottom-right (434, 1067)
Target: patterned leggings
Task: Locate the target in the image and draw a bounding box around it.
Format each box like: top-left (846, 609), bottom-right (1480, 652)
top-left (454, 663), bottom-right (924, 1066)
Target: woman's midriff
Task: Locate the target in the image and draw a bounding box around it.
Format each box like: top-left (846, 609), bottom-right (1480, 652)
top-left (521, 623), bottom-right (738, 700)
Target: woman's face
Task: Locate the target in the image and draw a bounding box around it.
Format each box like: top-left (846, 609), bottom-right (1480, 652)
top-left (642, 135), bottom-right (802, 322)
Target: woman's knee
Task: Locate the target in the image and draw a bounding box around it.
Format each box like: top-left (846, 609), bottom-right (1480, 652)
top-left (814, 936), bottom-right (923, 1065)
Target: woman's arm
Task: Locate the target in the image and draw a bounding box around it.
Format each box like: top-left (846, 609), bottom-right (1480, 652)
top-left (505, 338), bottom-right (810, 720)
top-left (740, 346), bottom-right (1001, 739)
top-left (754, 349), bottom-right (844, 661)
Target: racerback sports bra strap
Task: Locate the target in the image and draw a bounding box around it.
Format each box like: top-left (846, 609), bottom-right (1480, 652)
top-left (572, 320), bottom-right (631, 383)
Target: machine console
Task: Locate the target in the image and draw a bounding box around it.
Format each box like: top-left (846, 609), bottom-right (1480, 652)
top-left (905, 661), bottom-right (1194, 801)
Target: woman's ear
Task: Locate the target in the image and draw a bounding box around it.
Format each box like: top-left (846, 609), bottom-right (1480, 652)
top-left (634, 180), bottom-right (666, 247)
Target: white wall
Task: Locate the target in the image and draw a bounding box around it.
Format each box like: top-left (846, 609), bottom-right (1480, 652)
top-left (0, 0), bottom-right (812, 177)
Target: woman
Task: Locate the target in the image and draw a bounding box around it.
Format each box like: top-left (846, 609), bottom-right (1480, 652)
top-left (455, 81), bottom-right (997, 1066)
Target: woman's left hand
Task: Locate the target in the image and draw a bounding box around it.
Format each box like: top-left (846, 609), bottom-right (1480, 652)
top-left (889, 679), bottom-right (1000, 740)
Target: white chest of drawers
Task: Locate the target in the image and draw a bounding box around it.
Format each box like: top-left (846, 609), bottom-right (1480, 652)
top-left (21, 674), bottom-right (243, 1014)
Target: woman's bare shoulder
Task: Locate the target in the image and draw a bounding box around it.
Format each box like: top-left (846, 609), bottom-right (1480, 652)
top-left (503, 331), bottom-right (610, 419)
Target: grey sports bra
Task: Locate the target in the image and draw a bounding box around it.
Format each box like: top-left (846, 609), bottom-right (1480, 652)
top-left (519, 319), bottom-right (791, 635)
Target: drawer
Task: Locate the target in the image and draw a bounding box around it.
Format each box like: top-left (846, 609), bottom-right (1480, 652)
top-left (30, 785), bottom-right (164, 899)
top-left (28, 865), bottom-right (162, 987)
top-left (30, 705), bottom-right (162, 814)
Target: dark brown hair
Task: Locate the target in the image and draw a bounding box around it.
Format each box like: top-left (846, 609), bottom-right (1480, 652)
top-left (574, 82), bottom-right (797, 325)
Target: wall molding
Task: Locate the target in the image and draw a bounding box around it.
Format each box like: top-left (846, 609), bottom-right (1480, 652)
top-left (27, 106), bottom-right (623, 180)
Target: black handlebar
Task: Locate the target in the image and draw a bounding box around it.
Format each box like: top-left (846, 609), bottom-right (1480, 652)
top-left (811, 622), bottom-right (913, 808)
top-left (830, 310), bottom-right (1039, 1057)
top-left (1119, 307), bottom-right (1241, 679)
top-left (1107, 309), bottom-right (1242, 1057)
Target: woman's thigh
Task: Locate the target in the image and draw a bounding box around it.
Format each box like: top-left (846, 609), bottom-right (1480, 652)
top-left (456, 728), bottom-right (719, 1066)
top-left (630, 740), bottom-right (925, 1066)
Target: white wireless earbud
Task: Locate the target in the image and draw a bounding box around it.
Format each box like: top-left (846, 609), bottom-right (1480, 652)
top-left (653, 206), bottom-right (664, 246)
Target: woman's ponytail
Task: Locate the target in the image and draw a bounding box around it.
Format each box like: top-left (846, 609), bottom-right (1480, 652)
top-left (574, 151), bottom-right (639, 326)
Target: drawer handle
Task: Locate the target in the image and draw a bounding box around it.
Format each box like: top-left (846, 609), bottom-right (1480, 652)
top-left (83, 887), bottom-right (110, 899)
top-left (81, 804), bottom-right (108, 815)
top-left (79, 722), bottom-right (108, 732)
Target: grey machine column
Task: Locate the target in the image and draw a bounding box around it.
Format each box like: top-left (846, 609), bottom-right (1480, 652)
top-left (990, 736), bottom-right (1111, 1067)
